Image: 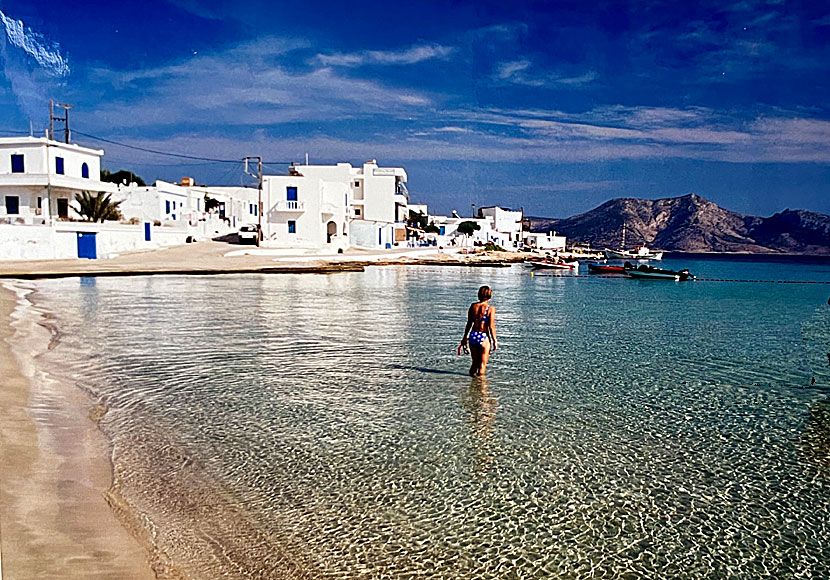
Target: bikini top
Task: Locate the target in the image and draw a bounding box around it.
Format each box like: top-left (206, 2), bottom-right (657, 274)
top-left (475, 305), bottom-right (491, 324)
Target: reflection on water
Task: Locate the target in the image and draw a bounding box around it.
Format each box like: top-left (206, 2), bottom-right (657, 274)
top-left (28, 263), bottom-right (830, 579)
top-left (462, 377), bottom-right (498, 475)
top-left (805, 399), bottom-right (830, 469)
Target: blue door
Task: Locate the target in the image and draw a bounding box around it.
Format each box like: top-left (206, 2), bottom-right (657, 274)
top-left (77, 232), bottom-right (97, 259)
top-left (144, 222), bottom-right (151, 241)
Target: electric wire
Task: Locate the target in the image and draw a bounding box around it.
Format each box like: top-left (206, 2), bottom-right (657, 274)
top-left (73, 130), bottom-right (295, 166)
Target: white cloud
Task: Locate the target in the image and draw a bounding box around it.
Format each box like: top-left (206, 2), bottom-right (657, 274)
top-left (316, 44), bottom-right (455, 67)
top-left (492, 59), bottom-right (597, 88)
top-left (81, 37), bottom-right (434, 130)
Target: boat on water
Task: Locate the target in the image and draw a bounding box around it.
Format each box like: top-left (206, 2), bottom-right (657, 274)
top-left (602, 223), bottom-right (663, 260)
top-left (586, 262), bottom-right (627, 274)
top-left (527, 259), bottom-right (578, 270)
top-left (625, 264), bottom-right (695, 281)
top-left (602, 246), bottom-right (664, 261)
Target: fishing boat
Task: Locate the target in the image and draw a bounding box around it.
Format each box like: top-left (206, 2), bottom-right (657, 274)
top-left (527, 259), bottom-right (578, 270)
top-left (602, 223), bottom-right (663, 261)
top-left (602, 246), bottom-right (664, 261)
top-left (586, 262), bottom-right (627, 274)
top-left (625, 264), bottom-right (695, 281)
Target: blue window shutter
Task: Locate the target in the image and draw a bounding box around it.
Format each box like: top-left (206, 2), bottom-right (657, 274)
top-left (56, 157), bottom-right (64, 174)
top-left (82, 163), bottom-right (89, 178)
top-left (11, 155), bottom-right (24, 173)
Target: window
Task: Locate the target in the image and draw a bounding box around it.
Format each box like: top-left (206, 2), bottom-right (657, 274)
top-left (286, 187), bottom-right (298, 201)
top-left (37, 196), bottom-right (42, 209)
top-left (55, 157), bottom-right (64, 174)
top-left (81, 163), bottom-right (89, 179)
top-left (11, 154), bottom-right (24, 173)
top-left (165, 200), bottom-right (171, 214)
top-left (354, 181), bottom-right (360, 188)
top-left (5, 196), bottom-right (19, 214)
top-left (288, 220), bottom-right (296, 234)
top-left (354, 208), bottom-right (361, 216)
top-left (57, 198), bottom-right (68, 218)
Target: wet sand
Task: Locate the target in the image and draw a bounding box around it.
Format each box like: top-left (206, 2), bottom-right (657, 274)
top-left (0, 283), bottom-right (157, 579)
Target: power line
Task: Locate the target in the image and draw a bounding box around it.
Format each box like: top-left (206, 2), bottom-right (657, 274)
top-left (73, 130), bottom-right (295, 166)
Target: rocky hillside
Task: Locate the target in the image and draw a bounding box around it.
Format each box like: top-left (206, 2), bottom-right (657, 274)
top-left (528, 194), bottom-right (830, 254)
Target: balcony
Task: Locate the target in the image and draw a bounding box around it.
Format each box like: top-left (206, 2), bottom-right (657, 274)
top-left (274, 200), bottom-right (305, 212)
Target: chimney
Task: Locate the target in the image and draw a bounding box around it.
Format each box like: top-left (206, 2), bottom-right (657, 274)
top-left (181, 177), bottom-right (195, 187)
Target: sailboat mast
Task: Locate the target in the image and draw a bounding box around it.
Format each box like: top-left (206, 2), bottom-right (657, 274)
top-left (621, 223), bottom-right (626, 249)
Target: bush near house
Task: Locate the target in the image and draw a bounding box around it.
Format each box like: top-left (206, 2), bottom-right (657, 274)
top-left (74, 191), bottom-right (123, 222)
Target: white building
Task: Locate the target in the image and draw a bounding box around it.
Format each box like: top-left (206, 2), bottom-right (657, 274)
top-left (409, 205), bottom-right (524, 249)
top-left (479, 206), bottom-right (523, 249)
top-left (523, 231), bottom-right (567, 252)
top-left (261, 160), bottom-right (408, 251)
top-left (0, 136), bottom-right (117, 224)
top-left (116, 179), bottom-right (258, 236)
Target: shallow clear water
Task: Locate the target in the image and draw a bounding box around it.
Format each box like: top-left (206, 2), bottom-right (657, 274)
top-left (31, 259), bottom-right (830, 579)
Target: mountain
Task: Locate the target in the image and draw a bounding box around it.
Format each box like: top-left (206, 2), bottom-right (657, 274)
top-left (528, 194), bottom-right (830, 254)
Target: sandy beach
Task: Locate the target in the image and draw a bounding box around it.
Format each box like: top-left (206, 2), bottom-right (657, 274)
top-left (0, 282), bottom-right (158, 579)
top-left (0, 241), bottom-right (524, 579)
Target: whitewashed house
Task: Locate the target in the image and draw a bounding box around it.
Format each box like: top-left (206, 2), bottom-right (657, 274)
top-left (261, 160), bottom-right (408, 251)
top-left (523, 231), bottom-right (567, 251)
top-left (0, 136), bottom-right (117, 224)
top-left (116, 179), bottom-right (258, 238)
top-left (479, 206), bottom-right (523, 249)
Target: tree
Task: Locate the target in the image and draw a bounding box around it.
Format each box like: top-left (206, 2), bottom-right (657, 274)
top-left (408, 210), bottom-right (428, 229)
top-left (204, 194), bottom-right (221, 212)
top-left (74, 191), bottom-right (123, 222)
top-left (100, 169), bottom-right (146, 186)
top-left (423, 222), bottom-right (440, 234)
top-left (457, 220), bottom-right (481, 237)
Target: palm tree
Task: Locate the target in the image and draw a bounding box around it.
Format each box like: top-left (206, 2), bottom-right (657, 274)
top-left (74, 191), bottom-right (123, 222)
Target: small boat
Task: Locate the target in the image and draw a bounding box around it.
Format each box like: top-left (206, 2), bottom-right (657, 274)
top-left (586, 262), bottom-right (627, 274)
top-left (625, 264), bottom-right (695, 281)
top-left (528, 259), bottom-right (578, 270)
top-left (602, 246), bottom-right (664, 261)
top-left (603, 223), bottom-right (663, 260)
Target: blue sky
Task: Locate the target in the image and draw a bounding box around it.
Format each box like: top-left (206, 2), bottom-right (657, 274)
top-left (1, 0), bottom-right (829, 218)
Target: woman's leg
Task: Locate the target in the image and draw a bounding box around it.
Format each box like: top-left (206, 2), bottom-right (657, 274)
top-left (478, 341), bottom-right (492, 376)
top-left (469, 344), bottom-right (482, 376)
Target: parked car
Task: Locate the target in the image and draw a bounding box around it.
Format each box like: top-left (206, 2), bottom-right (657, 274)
top-left (238, 223), bottom-right (262, 245)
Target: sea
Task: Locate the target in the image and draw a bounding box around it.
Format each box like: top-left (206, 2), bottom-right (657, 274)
top-left (22, 255), bottom-right (830, 579)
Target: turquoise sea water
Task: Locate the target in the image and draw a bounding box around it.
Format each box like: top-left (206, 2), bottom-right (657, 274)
top-left (29, 257), bottom-right (830, 579)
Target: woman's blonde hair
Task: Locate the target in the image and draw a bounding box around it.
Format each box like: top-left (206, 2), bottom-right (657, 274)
top-left (478, 285), bottom-right (492, 301)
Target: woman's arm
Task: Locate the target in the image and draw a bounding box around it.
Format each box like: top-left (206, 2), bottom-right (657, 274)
top-left (461, 304), bottom-right (474, 344)
top-left (488, 306), bottom-right (498, 350)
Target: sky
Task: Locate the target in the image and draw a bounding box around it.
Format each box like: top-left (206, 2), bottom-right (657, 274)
top-left (1, 0), bottom-right (829, 218)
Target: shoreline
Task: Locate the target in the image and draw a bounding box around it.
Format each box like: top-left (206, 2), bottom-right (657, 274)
top-left (0, 282), bottom-right (158, 579)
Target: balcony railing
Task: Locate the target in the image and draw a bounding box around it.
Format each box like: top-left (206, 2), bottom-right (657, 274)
top-left (274, 200), bottom-right (305, 212)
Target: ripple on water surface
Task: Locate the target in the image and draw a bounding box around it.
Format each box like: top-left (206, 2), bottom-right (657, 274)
top-left (32, 264), bottom-right (830, 579)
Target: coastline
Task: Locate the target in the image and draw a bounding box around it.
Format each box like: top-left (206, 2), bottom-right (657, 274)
top-left (0, 282), bottom-right (157, 579)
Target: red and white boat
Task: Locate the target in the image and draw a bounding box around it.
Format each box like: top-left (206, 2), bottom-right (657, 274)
top-left (528, 259), bottom-right (578, 270)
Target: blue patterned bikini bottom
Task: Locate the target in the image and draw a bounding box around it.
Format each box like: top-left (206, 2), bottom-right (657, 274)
top-left (469, 331), bottom-right (489, 346)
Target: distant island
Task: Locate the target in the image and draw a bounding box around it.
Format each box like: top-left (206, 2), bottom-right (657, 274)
top-left (528, 194), bottom-right (830, 255)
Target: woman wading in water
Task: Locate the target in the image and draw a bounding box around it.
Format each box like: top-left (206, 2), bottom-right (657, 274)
top-left (459, 285), bottom-right (498, 376)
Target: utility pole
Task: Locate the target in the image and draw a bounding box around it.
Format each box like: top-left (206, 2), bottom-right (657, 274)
top-left (49, 100), bottom-right (73, 143)
top-left (244, 156), bottom-right (263, 242)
